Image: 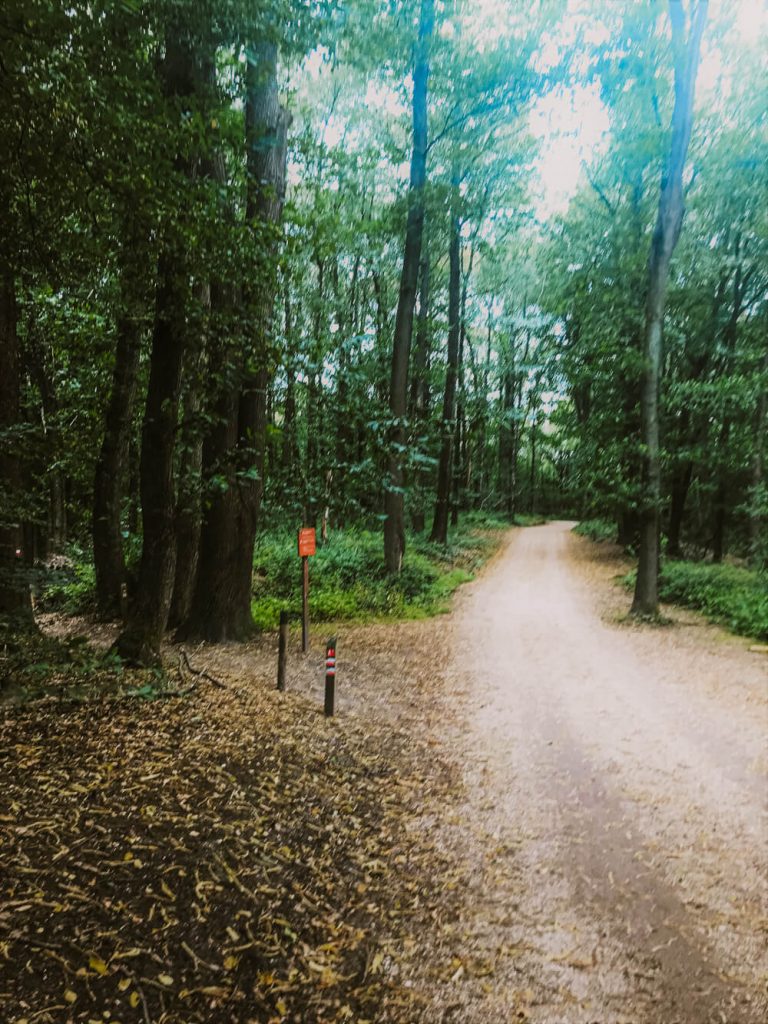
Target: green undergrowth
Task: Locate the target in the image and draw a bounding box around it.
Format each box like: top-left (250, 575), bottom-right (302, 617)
top-left (573, 518), bottom-right (617, 543)
top-left (623, 561), bottom-right (768, 642)
top-left (34, 512), bottom-right (516, 633)
top-left (251, 511), bottom-right (511, 630)
top-left (0, 630), bottom-right (167, 704)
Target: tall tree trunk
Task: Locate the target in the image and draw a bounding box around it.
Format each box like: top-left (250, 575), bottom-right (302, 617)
top-left (710, 417), bottom-right (730, 564)
top-left (114, 35), bottom-right (198, 665)
top-left (409, 253), bottom-right (431, 421)
top-left (632, 0), bottom-right (707, 616)
top-left (450, 286), bottom-right (466, 528)
top-left (474, 305), bottom-right (494, 506)
top-left (177, 278), bottom-right (241, 641)
top-left (499, 366), bottom-right (515, 517)
top-left (25, 322), bottom-right (66, 555)
top-left (113, 248), bottom-right (187, 665)
top-left (410, 253), bottom-right (431, 533)
top-left (384, 0), bottom-right (434, 572)
top-left (529, 410), bottom-right (538, 515)
top-left (127, 437), bottom-right (140, 537)
top-left (666, 458), bottom-right (693, 558)
top-left (168, 282), bottom-right (209, 628)
top-left (710, 258), bottom-right (747, 564)
top-left (749, 349), bottom-right (767, 567)
top-left (93, 231), bottom-right (145, 619)
top-left (372, 271), bottom-right (390, 407)
top-left (0, 266), bottom-right (36, 636)
top-left (180, 42), bottom-right (288, 641)
top-left (334, 256), bottom-right (357, 526)
top-left (430, 172), bottom-right (461, 545)
top-left (305, 254), bottom-right (325, 527)
top-left (282, 277), bottom-right (298, 475)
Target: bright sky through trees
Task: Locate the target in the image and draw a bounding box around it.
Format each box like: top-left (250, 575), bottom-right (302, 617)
top-left (529, 0), bottom-right (767, 216)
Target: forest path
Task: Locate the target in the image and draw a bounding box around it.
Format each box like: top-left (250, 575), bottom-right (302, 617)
top-left (437, 520), bottom-right (767, 1024)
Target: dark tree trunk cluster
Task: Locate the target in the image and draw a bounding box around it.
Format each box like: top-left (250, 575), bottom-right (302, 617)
top-left (107, 37), bottom-right (290, 665)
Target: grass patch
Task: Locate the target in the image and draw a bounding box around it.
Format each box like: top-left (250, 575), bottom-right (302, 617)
top-left (623, 561), bottom-right (768, 642)
top-left (31, 514), bottom-right (509, 633)
top-left (252, 512), bottom-right (508, 629)
top-left (513, 513), bottom-right (547, 527)
top-left (573, 519), bottom-right (616, 543)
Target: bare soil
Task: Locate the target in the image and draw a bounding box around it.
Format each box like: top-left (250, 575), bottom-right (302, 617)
top-left (2, 521), bottom-right (766, 1023)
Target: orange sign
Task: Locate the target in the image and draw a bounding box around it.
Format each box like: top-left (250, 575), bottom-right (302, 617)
top-left (298, 527), bottom-right (316, 557)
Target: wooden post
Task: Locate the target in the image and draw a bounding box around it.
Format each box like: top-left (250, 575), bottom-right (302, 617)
top-left (297, 527), bottom-right (315, 654)
top-left (302, 555), bottom-right (309, 653)
top-left (324, 637), bottom-right (336, 717)
top-left (277, 610), bottom-right (288, 691)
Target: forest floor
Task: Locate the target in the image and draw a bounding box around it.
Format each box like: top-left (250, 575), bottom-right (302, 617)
top-left (1, 522), bottom-right (766, 1023)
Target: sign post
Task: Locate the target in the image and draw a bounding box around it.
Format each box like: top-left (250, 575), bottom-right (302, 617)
top-left (298, 528), bottom-right (316, 653)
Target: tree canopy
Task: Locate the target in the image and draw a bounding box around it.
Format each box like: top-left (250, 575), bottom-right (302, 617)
top-left (1, 0), bottom-right (765, 663)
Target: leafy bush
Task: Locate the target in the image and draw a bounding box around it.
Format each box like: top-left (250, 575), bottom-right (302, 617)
top-left (573, 519), bottom-right (616, 543)
top-left (251, 519), bottom-right (506, 629)
top-left (36, 550), bottom-right (97, 615)
top-left (513, 513), bottom-right (547, 527)
top-left (624, 561), bottom-right (768, 641)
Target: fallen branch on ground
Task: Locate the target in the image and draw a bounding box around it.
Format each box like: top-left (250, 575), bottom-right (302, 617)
top-left (180, 648), bottom-right (228, 689)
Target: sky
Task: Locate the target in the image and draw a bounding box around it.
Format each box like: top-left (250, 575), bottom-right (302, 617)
top-left (522, 0), bottom-right (768, 218)
top-left (299, 0), bottom-right (768, 220)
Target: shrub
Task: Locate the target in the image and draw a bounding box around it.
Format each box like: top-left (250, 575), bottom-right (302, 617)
top-left (623, 561), bottom-right (768, 641)
top-left (251, 519), bottom-right (507, 629)
top-left (573, 519), bottom-right (616, 543)
top-left (36, 550), bottom-right (97, 615)
top-left (659, 561), bottom-right (768, 641)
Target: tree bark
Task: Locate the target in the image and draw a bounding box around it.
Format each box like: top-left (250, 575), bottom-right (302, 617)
top-left (450, 279), bottom-right (466, 528)
top-left (113, 249), bottom-right (186, 665)
top-left (168, 282), bottom-right (209, 628)
top-left (710, 257), bottom-right (747, 564)
top-left (93, 231), bottom-right (145, 620)
top-left (632, 0), bottom-right (707, 616)
top-left (430, 172), bottom-right (461, 545)
top-left (384, 0), bottom-right (434, 572)
top-left (334, 256), bottom-right (357, 526)
top-left (529, 410), bottom-right (538, 515)
top-left (499, 362), bottom-right (515, 517)
top-left (305, 254), bottom-right (324, 527)
top-left (410, 253), bottom-right (431, 533)
top-left (179, 42), bottom-right (288, 641)
top-left (666, 458), bottom-right (693, 558)
top-left (113, 35), bottom-right (198, 665)
top-left (409, 253), bottom-right (431, 422)
top-left (281, 275), bottom-right (298, 475)
top-left (0, 265), bottom-right (36, 635)
top-left (749, 349), bottom-right (767, 567)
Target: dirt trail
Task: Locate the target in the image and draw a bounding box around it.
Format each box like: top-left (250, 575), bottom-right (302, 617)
top-left (439, 521), bottom-right (767, 1024)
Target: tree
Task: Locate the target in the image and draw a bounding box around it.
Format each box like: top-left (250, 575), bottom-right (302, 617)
top-left (632, 0), bottom-right (708, 616)
top-left (114, 28), bottom-right (206, 666)
top-left (180, 40), bottom-right (290, 642)
top-left (430, 169), bottom-right (461, 543)
top-left (0, 263), bottom-right (36, 635)
top-left (384, 0), bottom-right (434, 573)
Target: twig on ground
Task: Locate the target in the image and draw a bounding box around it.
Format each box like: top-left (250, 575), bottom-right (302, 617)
top-left (180, 648), bottom-right (228, 690)
top-left (181, 940), bottom-right (222, 973)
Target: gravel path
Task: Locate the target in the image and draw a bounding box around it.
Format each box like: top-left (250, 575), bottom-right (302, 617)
top-left (438, 520), bottom-right (767, 1023)
top-left (29, 522), bottom-right (767, 1022)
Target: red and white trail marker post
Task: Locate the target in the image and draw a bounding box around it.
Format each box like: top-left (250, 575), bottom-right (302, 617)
top-left (325, 638), bottom-right (337, 717)
top-left (298, 527), bottom-right (316, 653)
